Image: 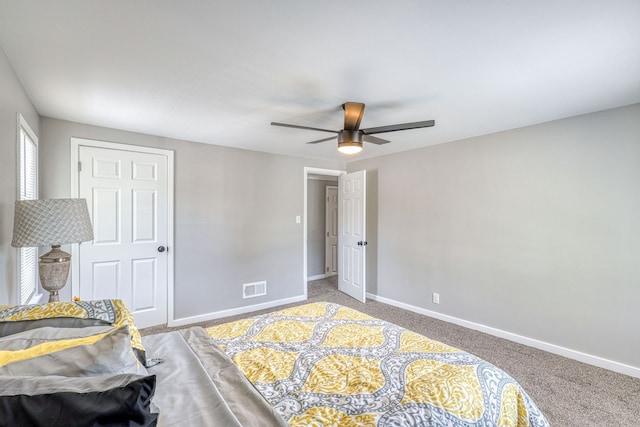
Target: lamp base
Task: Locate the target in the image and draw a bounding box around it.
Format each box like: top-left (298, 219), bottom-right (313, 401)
top-left (39, 245), bottom-right (71, 303)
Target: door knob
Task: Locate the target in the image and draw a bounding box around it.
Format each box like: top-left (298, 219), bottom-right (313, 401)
top-left (157, 246), bottom-right (166, 252)
top-left (357, 241), bottom-right (368, 246)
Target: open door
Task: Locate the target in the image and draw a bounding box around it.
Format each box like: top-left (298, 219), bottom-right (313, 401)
top-left (325, 186), bottom-right (338, 277)
top-left (338, 170), bottom-right (366, 302)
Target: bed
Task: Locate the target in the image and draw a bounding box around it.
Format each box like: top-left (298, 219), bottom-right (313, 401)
top-left (0, 299), bottom-right (549, 427)
top-left (206, 302), bottom-right (549, 427)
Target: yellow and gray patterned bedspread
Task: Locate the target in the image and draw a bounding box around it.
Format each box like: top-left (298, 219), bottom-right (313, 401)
top-left (206, 302), bottom-right (549, 427)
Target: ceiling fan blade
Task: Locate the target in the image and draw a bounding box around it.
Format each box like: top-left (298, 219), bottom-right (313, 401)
top-left (271, 122), bottom-right (338, 134)
top-left (362, 120), bottom-right (435, 135)
top-left (363, 134), bottom-right (391, 145)
top-left (306, 136), bottom-right (336, 144)
top-left (343, 102), bottom-right (365, 130)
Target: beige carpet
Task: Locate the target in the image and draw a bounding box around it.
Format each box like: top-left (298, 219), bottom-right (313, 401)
top-left (142, 277), bottom-right (640, 426)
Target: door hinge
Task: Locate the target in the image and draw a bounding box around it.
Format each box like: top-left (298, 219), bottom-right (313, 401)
top-left (326, 232), bottom-right (329, 237)
top-left (78, 161), bottom-right (82, 172)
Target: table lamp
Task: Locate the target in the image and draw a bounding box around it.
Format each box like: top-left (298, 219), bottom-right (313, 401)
top-left (11, 199), bottom-right (94, 303)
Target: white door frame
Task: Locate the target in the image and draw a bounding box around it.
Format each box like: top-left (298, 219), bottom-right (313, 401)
top-left (70, 138), bottom-right (175, 325)
top-left (303, 167), bottom-right (345, 299)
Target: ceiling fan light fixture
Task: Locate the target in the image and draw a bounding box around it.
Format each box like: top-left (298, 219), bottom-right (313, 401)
top-left (337, 141), bottom-right (363, 155)
top-left (337, 129), bottom-right (363, 155)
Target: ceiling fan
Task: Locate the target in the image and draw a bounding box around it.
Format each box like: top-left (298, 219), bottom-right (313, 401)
top-left (271, 102), bottom-right (435, 155)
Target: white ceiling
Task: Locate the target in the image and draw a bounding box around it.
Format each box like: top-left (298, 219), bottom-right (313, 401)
top-left (1, 1), bottom-right (638, 161)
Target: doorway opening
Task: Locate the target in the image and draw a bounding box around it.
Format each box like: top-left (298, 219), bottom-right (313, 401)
top-left (303, 167), bottom-right (345, 299)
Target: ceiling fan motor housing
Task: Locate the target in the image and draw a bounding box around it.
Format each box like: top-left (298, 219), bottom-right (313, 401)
top-left (338, 129), bottom-right (363, 144)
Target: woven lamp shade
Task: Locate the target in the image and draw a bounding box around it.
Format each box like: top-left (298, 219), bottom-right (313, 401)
top-left (11, 199), bottom-right (94, 248)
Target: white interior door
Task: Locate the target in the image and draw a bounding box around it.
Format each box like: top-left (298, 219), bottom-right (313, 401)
top-left (77, 145), bottom-right (169, 328)
top-left (325, 186), bottom-right (338, 277)
top-left (338, 170), bottom-right (366, 302)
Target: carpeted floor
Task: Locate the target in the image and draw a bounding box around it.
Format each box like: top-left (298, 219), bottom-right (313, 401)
top-left (141, 277), bottom-right (640, 426)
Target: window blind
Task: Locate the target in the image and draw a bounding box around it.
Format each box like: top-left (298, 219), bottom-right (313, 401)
top-left (18, 116), bottom-right (39, 305)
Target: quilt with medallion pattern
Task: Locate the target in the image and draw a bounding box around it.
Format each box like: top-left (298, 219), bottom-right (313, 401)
top-left (206, 302), bottom-right (549, 427)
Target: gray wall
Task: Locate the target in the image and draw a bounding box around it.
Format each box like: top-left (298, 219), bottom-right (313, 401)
top-left (348, 103), bottom-right (640, 368)
top-left (0, 49), bottom-right (40, 305)
top-left (3, 43), bottom-right (638, 369)
top-left (39, 117), bottom-right (342, 319)
top-left (307, 179), bottom-right (337, 278)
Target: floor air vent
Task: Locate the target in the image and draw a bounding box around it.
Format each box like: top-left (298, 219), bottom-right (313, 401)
top-left (243, 281), bottom-right (267, 299)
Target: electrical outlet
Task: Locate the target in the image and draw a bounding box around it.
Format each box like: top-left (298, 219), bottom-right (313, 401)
top-left (432, 293), bottom-right (440, 304)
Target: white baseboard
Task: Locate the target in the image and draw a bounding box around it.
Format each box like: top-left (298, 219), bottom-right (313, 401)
top-left (307, 274), bottom-right (326, 281)
top-left (168, 295), bottom-right (306, 328)
top-left (366, 292), bottom-right (640, 379)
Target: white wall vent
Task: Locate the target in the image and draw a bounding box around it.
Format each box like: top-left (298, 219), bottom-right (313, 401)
top-left (243, 281), bottom-right (267, 299)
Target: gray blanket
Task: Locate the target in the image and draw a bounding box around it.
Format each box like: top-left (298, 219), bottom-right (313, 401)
top-left (142, 327), bottom-right (288, 427)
